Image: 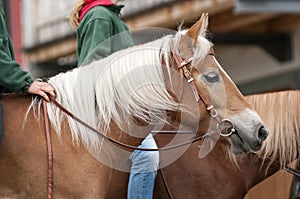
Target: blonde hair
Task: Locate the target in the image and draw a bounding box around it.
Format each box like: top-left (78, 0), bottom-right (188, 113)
top-left (70, 0), bottom-right (86, 29)
top-left (69, 0), bottom-right (120, 29)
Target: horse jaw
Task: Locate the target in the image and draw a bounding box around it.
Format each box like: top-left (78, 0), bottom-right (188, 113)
top-left (228, 109), bottom-right (268, 154)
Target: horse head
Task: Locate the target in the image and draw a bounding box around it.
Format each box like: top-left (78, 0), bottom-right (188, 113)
top-left (166, 13), bottom-right (268, 154)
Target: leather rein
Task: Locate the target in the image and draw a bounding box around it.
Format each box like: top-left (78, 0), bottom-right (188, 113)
top-left (43, 42), bottom-right (236, 152)
top-left (42, 40), bottom-right (236, 198)
top-left (284, 166), bottom-right (300, 178)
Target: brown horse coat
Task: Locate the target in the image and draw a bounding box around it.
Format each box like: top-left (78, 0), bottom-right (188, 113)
top-left (0, 13), bottom-right (267, 198)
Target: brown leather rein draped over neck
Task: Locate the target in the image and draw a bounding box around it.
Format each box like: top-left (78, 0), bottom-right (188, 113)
top-left (43, 101), bottom-right (53, 199)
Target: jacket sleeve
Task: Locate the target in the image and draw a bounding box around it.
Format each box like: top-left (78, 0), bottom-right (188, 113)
top-left (0, 7), bottom-right (33, 93)
top-left (0, 39), bottom-right (33, 92)
top-left (78, 19), bottom-right (113, 66)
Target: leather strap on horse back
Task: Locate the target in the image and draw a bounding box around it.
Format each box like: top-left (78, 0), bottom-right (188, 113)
top-left (158, 169), bottom-right (174, 199)
top-left (0, 101), bottom-right (2, 143)
top-left (284, 166), bottom-right (300, 178)
top-left (43, 100), bottom-right (53, 199)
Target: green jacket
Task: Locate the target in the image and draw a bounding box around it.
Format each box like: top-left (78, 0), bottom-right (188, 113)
top-left (0, 3), bottom-right (33, 93)
top-left (77, 5), bottom-right (134, 66)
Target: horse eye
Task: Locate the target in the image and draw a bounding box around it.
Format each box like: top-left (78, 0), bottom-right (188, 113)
top-left (203, 71), bottom-right (219, 83)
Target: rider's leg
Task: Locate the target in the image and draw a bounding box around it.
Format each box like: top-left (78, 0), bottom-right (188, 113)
top-left (127, 133), bottom-right (159, 199)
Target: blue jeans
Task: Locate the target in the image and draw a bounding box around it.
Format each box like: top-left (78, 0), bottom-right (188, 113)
top-left (127, 134), bottom-right (159, 199)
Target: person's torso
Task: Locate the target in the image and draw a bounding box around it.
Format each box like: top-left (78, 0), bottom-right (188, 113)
top-left (0, 4), bottom-right (16, 62)
top-left (76, 5), bottom-right (134, 65)
top-left (0, 4), bottom-right (20, 93)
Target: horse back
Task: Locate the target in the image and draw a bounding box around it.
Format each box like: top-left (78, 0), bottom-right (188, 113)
top-left (0, 94), bottom-right (114, 198)
top-left (0, 94), bottom-right (47, 197)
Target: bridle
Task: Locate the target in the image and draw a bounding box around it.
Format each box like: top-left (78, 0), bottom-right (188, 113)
top-left (170, 38), bottom-right (300, 197)
top-left (170, 39), bottom-right (236, 137)
top-left (42, 38), bottom-right (236, 198)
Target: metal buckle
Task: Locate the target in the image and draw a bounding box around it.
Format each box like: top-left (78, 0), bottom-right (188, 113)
top-left (207, 105), bottom-right (213, 111)
top-left (180, 60), bottom-right (190, 67)
top-left (187, 77), bottom-right (194, 83)
top-left (184, 69), bottom-right (191, 75)
top-left (210, 109), bottom-right (219, 118)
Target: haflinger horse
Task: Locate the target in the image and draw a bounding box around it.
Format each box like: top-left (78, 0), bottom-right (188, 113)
top-left (152, 91), bottom-right (300, 199)
top-left (0, 13), bottom-right (267, 198)
top-left (108, 90), bottom-right (300, 199)
top-left (155, 90), bottom-right (300, 199)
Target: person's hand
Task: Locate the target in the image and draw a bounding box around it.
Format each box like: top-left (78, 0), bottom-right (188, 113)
top-left (27, 81), bottom-right (56, 102)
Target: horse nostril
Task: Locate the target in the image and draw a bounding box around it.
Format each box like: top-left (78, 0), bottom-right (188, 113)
top-left (258, 126), bottom-right (268, 141)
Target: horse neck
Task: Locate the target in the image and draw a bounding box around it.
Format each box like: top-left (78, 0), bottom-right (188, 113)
top-left (236, 153), bottom-right (281, 193)
top-left (197, 148), bottom-right (282, 198)
top-left (156, 140), bottom-right (247, 199)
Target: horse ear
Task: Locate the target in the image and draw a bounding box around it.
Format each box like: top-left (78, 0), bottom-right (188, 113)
top-left (177, 13), bottom-right (209, 59)
top-left (186, 13), bottom-right (209, 45)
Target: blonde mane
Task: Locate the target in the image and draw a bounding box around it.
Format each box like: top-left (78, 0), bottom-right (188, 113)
top-left (42, 32), bottom-right (212, 151)
top-left (246, 90), bottom-right (300, 167)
